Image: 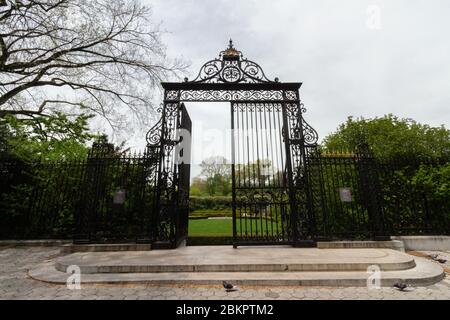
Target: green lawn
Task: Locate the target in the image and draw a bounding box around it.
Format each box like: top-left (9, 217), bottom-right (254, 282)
top-left (189, 219), bottom-right (232, 237)
top-left (188, 218), bottom-right (280, 237)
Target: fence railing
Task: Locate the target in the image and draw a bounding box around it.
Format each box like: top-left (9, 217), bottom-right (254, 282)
top-left (0, 158), bottom-right (84, 239)
top-left (1, 148), bottom-right (449, 241)
top-left (0, 147), bottom-right (157, 242)
top-left (306, 151), bottom-right (450, 240)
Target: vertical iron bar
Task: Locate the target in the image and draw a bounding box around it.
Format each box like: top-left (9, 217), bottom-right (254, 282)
top-left (231, 103), bottom-right (237, 247)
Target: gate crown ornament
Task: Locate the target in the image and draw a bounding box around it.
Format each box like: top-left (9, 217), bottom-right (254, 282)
top-left (185, 39), bottom-right (279, 84)
top-left (221, 39), bottom-right (241, 60)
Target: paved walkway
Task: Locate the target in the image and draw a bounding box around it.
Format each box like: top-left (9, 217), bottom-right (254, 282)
top-left (1, 247), bottom-right (449, 300)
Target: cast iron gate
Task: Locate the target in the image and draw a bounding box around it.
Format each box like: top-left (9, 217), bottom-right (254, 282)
top-left (147, 103), bottom-right (192, 248)
top-left (67, 41), bottom-right (391, 246)
top-left (231, 102), bottom-right (293, 245)
top-left (148, 41), bottom-right (320, 247)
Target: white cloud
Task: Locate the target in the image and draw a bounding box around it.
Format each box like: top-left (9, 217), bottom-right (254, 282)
top-left (138, 0), bottom-right (450, 177)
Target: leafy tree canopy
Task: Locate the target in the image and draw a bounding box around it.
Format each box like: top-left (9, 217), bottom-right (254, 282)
top-left (322, 114), bottom-right (450, 158)
top-left (1, 111), bottom-right (96, 161)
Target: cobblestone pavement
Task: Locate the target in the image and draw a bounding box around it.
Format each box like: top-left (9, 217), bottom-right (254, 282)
top-left (0, 247), bottom-right (449, 300)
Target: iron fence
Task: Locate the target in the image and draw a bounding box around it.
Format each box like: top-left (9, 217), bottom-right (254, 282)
top-left (1, 146), bottom-right (449, 242)
top-left (306, 151), bottom-right (450, 240)
top-left (0, 147), bottom-right (156, 242)
top-left (0, 157), bottom-right (84, 239)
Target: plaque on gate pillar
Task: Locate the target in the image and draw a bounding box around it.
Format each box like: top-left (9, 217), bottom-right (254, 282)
top-left (339, 188), bottom-right (352, 202)
top-left (113, 189), bottom-right (126, 204)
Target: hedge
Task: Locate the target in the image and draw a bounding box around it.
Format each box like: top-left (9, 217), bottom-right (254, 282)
top-left (189, 196), bottom-right (232, 212)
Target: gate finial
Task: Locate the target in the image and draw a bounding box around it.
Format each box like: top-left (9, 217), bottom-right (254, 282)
top-left (223, 39), bottom-right (239, 59)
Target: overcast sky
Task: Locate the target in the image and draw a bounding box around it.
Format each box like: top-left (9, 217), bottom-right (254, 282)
top-left (137, 0), bottom-right (450, 178)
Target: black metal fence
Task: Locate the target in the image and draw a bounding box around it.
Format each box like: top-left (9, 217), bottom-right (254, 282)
top-left (74, 143), bottom-right (156, 243)
top-left (0, 157), bottom-right (84, 239)
top-left (377, 156), bottom-right (450, 235)
top-left (306, 150), bottom-right (450, 240)
top-left (0, 144), bottom-right (156, 242)
top-left (1, 145), bottom-right (449, 242)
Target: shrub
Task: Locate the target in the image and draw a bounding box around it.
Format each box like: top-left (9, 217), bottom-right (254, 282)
top-left (189, 196), bottom-right (232, 212)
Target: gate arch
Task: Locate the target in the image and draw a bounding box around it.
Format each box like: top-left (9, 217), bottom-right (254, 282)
top-left (146, 40), bottom-right (319, 248)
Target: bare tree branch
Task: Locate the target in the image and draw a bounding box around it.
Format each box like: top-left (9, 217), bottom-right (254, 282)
top-left (0, 0), bottom-right (188, 133)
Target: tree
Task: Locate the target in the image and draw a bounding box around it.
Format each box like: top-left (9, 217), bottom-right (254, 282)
top-left (322, 114), bottom-right (450, 158)
top-left (0, 0), bottom-right (186, 132)
top-left (235, 159), bottom-right (276, 187)
top-left (199, 156), bottom-right (231, 196)
top-left (190, 177), bottom-right (207, 196)
top-left (1, 111), bottom-right (95, 161)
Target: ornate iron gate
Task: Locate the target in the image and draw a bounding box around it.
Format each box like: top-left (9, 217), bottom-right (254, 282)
top-left (231, 102), bottom-right (293, 245)
top-left (146, 103), bottom-right (191, 248)
top-left (148, 41), bottom-right (320, 248)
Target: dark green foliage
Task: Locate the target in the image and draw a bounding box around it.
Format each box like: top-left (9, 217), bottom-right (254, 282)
top-left (1, 112), bottom-right (95, 161)
top-left (0, 112), bottom-right (95, 239)
top-left (0, 161), bottom-right (84, 239)
top-left (412, 163), bottom-right (450, 201)
top-left (308, 154), bottom-right (450, 238)
top-left (322, 114), bottom-right (450, 158)
top-left (189, 196), bottom-right (232, 212)
top-left (379, 159), bottom-right (450, 235)
top-left (316, 115), bottom-right (450, 237)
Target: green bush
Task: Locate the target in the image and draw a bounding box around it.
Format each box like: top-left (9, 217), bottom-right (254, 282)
top-left (189, 196), bottom-right (232, 212)
top-left (189, 210), bottom-right (232, 218)
top-left (411, 163), bottom-right (450, 201)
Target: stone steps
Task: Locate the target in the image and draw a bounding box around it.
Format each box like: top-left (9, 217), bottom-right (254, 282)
top-left (27, 246), bottom-right (446, 287)
top-left (29, 257), bottom-right (444, 287)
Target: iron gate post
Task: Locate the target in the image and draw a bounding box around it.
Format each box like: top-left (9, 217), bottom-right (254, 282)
top-left (281, 102), bottom-right (300, 244)
top-left (230, 103), bottom-right (238, 248)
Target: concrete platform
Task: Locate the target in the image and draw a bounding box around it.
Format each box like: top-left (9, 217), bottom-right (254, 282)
top-left (54, 247), bottom-right (416, 273)
top-left (27, 246), bottom-right (445, 287)
top-left (391, 236), bottom-right (450, 251)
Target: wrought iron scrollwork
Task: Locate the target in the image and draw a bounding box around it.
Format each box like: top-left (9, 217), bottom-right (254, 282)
top-left (285, 103), bottom-right (319, 146)
top-left (186, 40), bottom-right (278, 84)
top-left (301, 118), bottom-right (319, 146)
top-left (146, 117), bottom-right (163, 146)
top-left (178, 90), bottom-right (285, 102)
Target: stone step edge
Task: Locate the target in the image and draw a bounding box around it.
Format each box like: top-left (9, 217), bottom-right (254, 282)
top-left (60, 244), bottom-right (152, 254)
top-left (317, 240), bottom-right (405, 251)
top-left (61, 241), bottom-right (404, 253)
top-left (29, 258), bottom-right (444, 288)
top-left (54, 260), bottom-right (417, 274)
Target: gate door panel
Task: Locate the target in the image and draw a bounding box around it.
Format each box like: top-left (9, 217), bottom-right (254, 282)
top-left (231, 102), bottom-right (293, 245)
top-left (149, 103), bottom-right (191, 248)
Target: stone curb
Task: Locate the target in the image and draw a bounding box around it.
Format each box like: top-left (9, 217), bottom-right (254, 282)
top-left (0, 240), bottom-right (71, 247)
